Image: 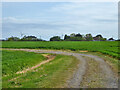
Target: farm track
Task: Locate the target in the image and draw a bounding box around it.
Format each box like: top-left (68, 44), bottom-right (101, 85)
top-left (2, 48), bottom-right (118, 88)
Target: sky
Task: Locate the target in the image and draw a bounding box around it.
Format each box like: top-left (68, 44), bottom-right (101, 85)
top-left (2, 2), bottom-right (118, 40)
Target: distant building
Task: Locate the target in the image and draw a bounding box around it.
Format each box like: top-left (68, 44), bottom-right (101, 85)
top-left (93, 37), bottom-right (100, 41)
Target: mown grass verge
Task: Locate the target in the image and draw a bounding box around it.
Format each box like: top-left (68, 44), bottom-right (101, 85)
top-left (2, 50), bottom-right (79, 88)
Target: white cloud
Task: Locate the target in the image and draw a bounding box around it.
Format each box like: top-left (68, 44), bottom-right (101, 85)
top-left (3, 17), bottom-right (46, 24)
top-left (2, 2), bottom-right (118, 40)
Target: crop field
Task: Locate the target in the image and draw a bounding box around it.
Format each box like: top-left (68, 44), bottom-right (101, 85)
top-left (2, 41), bottom-right (119, 58)
top-left (2, 50), bottom-right (79, 88)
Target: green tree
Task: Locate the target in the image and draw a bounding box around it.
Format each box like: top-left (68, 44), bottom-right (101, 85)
top-left (75, 33), bottom-right (82, 38)
top-left (64, 34), bottom-right (70, 40)
top-left (7, 36), bottom-right (20, 41)
top-left (93, 34), bottom-right (106, 41)
top-left (50, 36), bottom-right (62, 41)
top-left (70, 33), bottom-right (76, 37)
top-left (21, 36), bottom-right (38, 41)
top-left (100, 38), bottom-right (107, 41)
top-left (96, 34), bottom-right (103, 38)
top-left (85, 34), bottom-right (93, 41)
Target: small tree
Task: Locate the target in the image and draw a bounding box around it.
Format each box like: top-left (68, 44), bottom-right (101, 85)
top-left (108, 38), bottom-right (114, 41)
top-left (64, 34), bottom-right (70, 40)
top-left (85, 34), bottom-right (93, 41)
top-left (7, 36), bottom-right (20, 41)
top-left (50, 36), bottom-right (62, 41)
top-left (96, 34), bottom-right (103, 38)
top-left (100, 38), bottom-right (107, 41)
top-left (93, 34), bottom-right (106, 41)
top-left (21, 36), bottom-right (37, 41)
top-left (75, 33), bottom-right (82, 38)
top-left (70, 33), bottom-right (76, 37)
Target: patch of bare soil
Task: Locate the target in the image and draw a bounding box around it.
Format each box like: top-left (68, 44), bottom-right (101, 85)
top-left (79, 51), bottom-right (88, 52)
top-left (16, 54), bottom-right (55, 74)
top-left (9, 54), bottom-right (55, 86)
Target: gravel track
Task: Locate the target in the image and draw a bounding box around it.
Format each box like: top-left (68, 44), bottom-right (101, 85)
top-left (2, 49), bottom-right (118, 88)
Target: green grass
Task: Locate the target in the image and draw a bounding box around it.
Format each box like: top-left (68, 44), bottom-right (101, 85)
top-left (2, 50), bottom-right (79, 88)
top-left (1, 41), bottom-right (119, 58)
top-left (2, 50), bottom-right (46, 76)
top-left (0, 50), bottom-right (1, 90)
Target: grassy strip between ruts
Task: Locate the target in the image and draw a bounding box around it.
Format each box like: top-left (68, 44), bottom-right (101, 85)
top-left (80, 57), bottom-right (104, 88)
top-left (2, 50), bottom-right (79, 88)
top-left (76, 51), bottom-right (119, 74)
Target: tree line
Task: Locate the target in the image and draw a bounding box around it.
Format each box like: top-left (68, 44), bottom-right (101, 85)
top-left (2, 33), bottom-right (118, 41)
top-left (50, 33), bottom-right (116, 41)
top-left (6, 35), bottom-right (44, 41)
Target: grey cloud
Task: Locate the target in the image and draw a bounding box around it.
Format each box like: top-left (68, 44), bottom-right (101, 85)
top-left (93, 18), bottom-right (117, 23)
top-left (2, 2), bottom-right (118, 40)
top-left (3, 22), bottom-right (73, 30)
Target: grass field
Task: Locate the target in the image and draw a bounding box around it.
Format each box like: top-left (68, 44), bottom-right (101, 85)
top-left (2, 50), bottom-right (79, 88)
top-left (2, 50), bottom-right (46, 76)
top-left (2, 41), bottom-right (119, 58)
top-left (1, 41), bottom-right (119, 88)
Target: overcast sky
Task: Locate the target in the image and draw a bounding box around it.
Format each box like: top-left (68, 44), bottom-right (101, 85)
top-left (2, 2), bottom-right (118, 40)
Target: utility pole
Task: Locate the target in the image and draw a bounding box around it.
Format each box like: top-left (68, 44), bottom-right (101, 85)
top-left (40, 35), bottom-right (41, 39)
top-left (61, 34), bottom-right (64, 39)
top-left (20, 32), bottom-right (24, 38)
top-left (38, 33), bottom-right (41, 39)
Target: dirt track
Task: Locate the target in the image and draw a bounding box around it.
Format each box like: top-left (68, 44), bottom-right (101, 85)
top-left (3, 49), bottom-right (118, 88)
top-left (16, 55), bottom-right (56, 74)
